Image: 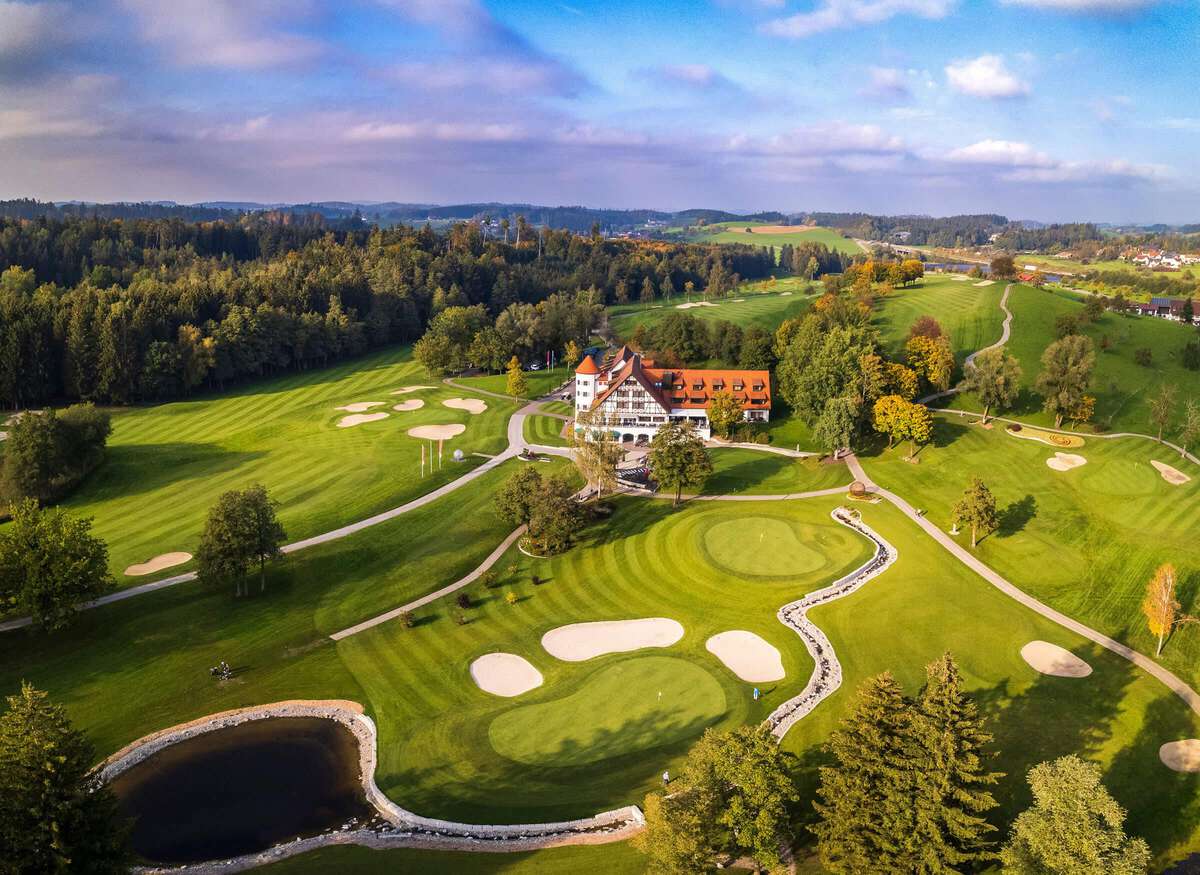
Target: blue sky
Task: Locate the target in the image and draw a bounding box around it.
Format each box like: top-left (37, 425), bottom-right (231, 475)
top-left (0, 0), bottom-right (1196, 221)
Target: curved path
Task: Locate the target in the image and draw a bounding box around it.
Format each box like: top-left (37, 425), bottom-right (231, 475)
top-left (920, 282), bottom-right (1013, 405)
top-left (845, 453), bottom-right (1200, 715)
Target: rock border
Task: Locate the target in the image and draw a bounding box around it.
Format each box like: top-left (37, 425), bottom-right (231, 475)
top-left (765, 508), bottom-right (897, 738)
top-left (99, 700), bottom-right (644, 873)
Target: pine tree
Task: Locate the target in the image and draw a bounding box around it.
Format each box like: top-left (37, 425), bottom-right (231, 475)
top-left (910, 654), bottom-right (1002, 872)
top-left (812, 672), bottom-right (920, 872)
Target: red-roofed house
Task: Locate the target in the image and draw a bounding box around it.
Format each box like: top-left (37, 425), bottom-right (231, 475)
top-left (574, 348), bottom-right (770, 441)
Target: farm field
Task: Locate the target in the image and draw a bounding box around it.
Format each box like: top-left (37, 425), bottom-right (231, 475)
top-left (946, 283), bottom-right (1200, 432)
top-left (872, 273), bottom-right (1006, 364)
top-left (861, 422), bottom-right (1200, 690)
top-left (43, 346), bottom-right (515, 585)
top-left (680, 221), bottom-right (865, 256)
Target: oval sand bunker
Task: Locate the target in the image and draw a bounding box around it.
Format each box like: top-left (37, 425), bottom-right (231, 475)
top-left (407, 423), bottom-right (467, 440)
top-left (391, 386), bottom-right (434, 395)
top-left (706, 631), bottom-right (785, 682)
top-left (335, 401), bottom-right (386, 413)
top-left (1160, 739), bottom-right (1200, 772)
top-left (337, 413), bottom-right (389, 428)
top-left (125, 552), bottom-right (192, 577)
top-left (1151, 460), bottom-right (1191, 485)
top-left (1046, 452), bottom-right (1087, 472)
top-left (542, 618), bottom-right (684, 662)
top-left (392, 399), bottom-right (425, 412)
top-left (442, 397), bottom-right (488, 415)
top-left (1020, 641), bottom-right (1092, 678)
top-left (470, 653), bottom-right (543, 697)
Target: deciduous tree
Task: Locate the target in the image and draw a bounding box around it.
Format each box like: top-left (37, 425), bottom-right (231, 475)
top-left (990, 255), bottom-right (1016, 278)
top-left (957, 347), bottom-right (1022, 424)
top-left (571, 408), bottom-right (623, 498)
top-left (196, 484), bottom-right (286, 597)
top-left (872, 395), bottom-right (933, 460)
top-left (814, 396), bottom-right (860, 455)
top-left (1149, 383), bottom-right (1178, 443)
top-left (905, 333), bottom-right (955, 393)
top-left (1000, 756), bottom-right (1150, 875)
top-left (1142, 563), bottom-right (1180, 657)
top-left (0, 684), bottom-right (132, 871)
top-left (505, 355), bottom-right (528, 398)
top-left (0, 499), bottom-right (114, 631)
top-left (648, 421), bottom-right (713, 506)
top-left (1178, 399), bottom-right (1200, 458)
top-left (952, 477), bottom-right (998, 548)
top-left (705, 390), bottom-right (743, 438)
top-left (1035, 335), bottom-right (1095, 428)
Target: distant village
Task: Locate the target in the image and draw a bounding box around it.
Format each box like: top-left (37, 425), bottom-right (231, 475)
top-left (1122, 247), bottom-right (1200, 271)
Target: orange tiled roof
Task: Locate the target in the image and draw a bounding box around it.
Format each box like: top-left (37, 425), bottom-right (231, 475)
top-left (590, 353), bottom-right (770, 412)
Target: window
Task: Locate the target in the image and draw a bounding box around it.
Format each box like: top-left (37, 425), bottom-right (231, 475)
top-left (733, 382), bottom-right (744, 391)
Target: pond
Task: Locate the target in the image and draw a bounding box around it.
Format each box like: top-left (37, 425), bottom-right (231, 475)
top-left (109, 717), bottom-right (373, 864)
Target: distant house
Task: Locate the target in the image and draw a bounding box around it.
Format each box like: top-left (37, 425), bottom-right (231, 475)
top-left (575, 346), bottom-right (770, 442)
top-left (1135, 297), bottom-right (1196, 323)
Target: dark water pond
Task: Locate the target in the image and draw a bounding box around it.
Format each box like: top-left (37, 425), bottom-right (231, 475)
top-left (109, 717), bottom-right (372, 863)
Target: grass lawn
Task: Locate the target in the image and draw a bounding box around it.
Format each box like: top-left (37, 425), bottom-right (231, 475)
top-left (39, 346), bottom-right (515, 584)
top-left (455, 369), bottom-right (571, 399)
top-left (872, 274), bottom-right (1006, 364)
top-left (680, 222), bottom-right (864, 257)
top-left (539, 399), bottom-right (575, 416)
top-left (859, 421), bottom-right (1200, 691)
top-left (947, 284), bottom-right (1200, 433)
top-left (263, 842), bottom-right (647, 874)
top-left (609, 288), bottom-right (811, 342)
top-left (781, 498), bottom-right (1200, 868)
top-left (523, 414), bottom-right (569, 447)
top-left (701, 448), bottom-right (849, 495)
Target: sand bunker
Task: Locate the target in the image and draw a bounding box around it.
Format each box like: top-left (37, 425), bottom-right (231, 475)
top-left (337, 413), bottom-right (389, 428)
top-left (442, 397), bottom-right (488, 415)
top-left (392, 399), bottom-right (425, 412)
top-left (1046, 452), bottom-right (1087, 471)
top-left (973, 280), bottom-right (996, 286)
top-left (335, 401), bottom-right (386, 413)
top-left (542, 618), bottom-right (684, 662)
top-left (1151, 459), bottom-right (1191, 485)
top-left (731, 297), bottom-right (746, 302)
top-left (780, 291), bottom-right (793, 296)
top-left (391, 386), bottom-right (434, 395)
top-left (0, 431), bottom-right (6, 441)
top-left (676, 301), bottom-right (718, 310)
top-left (124, 552), bottom-right (192, 577)
top-left (951, 275), bottom-right (969, 281)
top-left (706, 631), bottom-right (785, 683)
top-left (407, 423), bottom-right (467, 440)
top-left (470, 653), bottom-right (544, 697)
top-left (1160, 739), bottom-right (1200, 772)
top-left (1020, 641), bottom-right (1093, 678)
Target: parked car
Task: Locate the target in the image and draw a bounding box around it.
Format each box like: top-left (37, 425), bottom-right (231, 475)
top-left (527, 361), bottom-right (542, 371)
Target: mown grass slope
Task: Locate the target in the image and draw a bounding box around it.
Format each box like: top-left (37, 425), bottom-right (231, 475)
top-left (873, 274), bottom-right (1006, 364)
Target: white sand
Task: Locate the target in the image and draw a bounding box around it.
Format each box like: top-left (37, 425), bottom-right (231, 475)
top-left (1151, 459), bottom-right (1191, 485)
top-left (780, 292), bottom-right (793, 296)
top-left (731, 297), bottom-right (746, 302)
top-left (1046, 452), bottom-right (1087, 471)
top-left (706, 631), bottom-right (785, 683)
top-left (676, 301), bottom-right (719, 310)
top-left (0, 431), bottom-right (6, 441)
top-left (469, 653), bottom-right (544, 697)
top-left (408, 423), bottom-right (467, 440)
top-left (1160, 739), bottom-right (1200, 772)
top-left (391, 386), bottom-right (434, 395)
top-left (392, 399), bottom-right (425, 412)
top-left (443, 397), bottom-right (488, 415)
top-left (1020, 641), bottom-right (1093, 678)
top-left (973, 280), bottom-right (996, 286)
top-left (542, 618), bottom-right (685, 662)
top-left (337, 413), bottom-right (389, 428)
top-left (951, 275), bottom-right (969, 281)
top-left (335, 401), bottom-right (386, 413)
top-left (124, 552), bottom-right (192, 577)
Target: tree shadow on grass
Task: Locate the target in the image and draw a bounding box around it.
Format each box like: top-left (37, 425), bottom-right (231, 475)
top-left (1105, 693), bottom-right (1200, 861)
top-left (996, 495), bottom-right (1038, 538)
top-left (931, 417), bottom-right (970, 449)
top-left (66, 443), bottom-right (266, 502)
top-left (973, 643), bottom-right (1137, 821)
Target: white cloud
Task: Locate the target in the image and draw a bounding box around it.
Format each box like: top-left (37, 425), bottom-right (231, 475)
top-left (945, 54), bottom-right (1029, 98)
top-left (945, 139), bottom-right (1052, 166)
top-left (343, 121), bottom-right (526, 144)
top-left (0, 1), bottom-right (59, 57)
top-left (119, 0), bottom-right (324, 69)
top-left (732, 121), bottom-right (906, 156)
top-left (763, 0), bottom-right (955, 38)
top-left (1001, 0), bottom-right (1159, 11)
top-left (861, 66), bottom-right (912, 100)
top-left (944, 138), bottom-right (1164, 183)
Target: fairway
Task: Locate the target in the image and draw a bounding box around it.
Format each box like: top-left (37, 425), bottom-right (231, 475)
top-left (609, 286), bottom-right (811, 341)
top-left (702, 448), bottom-right (849, 495)
top-left (44, 346), bottom-right (516, 582)
top-left (872, 273), bottom-right (1006, 363)
top-left (947, 284), bottom-right (1200, 432)
top-left (488, 656), bottom-right (727, 766)
top-left (679, 221), bottom-right (865, 256)
top-left (523, 413), bottom-right (569, 447)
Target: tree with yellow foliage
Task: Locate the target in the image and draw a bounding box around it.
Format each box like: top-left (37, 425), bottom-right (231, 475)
top-left (905, 334), bottom-right (955, 393)
top-left (873, 395), bottom-right (934, 460)
top-left (1142, 563), bottom-right (1180, 657)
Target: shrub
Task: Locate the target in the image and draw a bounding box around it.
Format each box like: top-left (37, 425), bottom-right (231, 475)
top-left (531, 573), bottom-right (541, 586)
top-left (479, 570), bottom-right (499, 589)
top-left (1183, 339), bottom-right (1200, 371)
top-left (399, 610), bottom-right (414, 629)
top-left (455, 611), bottom-right (468, 626)
top-left (504, 590), bottom-right (518, 606)
top-left (1134, 347), bottom-right (1153, 367)
top-left (455, 592), bottom-right (471, 609)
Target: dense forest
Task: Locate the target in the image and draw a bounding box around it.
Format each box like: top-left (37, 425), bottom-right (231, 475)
top-left (0, 215), bottom-right (774, 409)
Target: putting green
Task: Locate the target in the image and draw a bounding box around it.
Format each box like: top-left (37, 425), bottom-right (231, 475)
top-left (487, 657), bottom-right (726, 767)
top-left (700, 515), bottom-right (830, 578)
